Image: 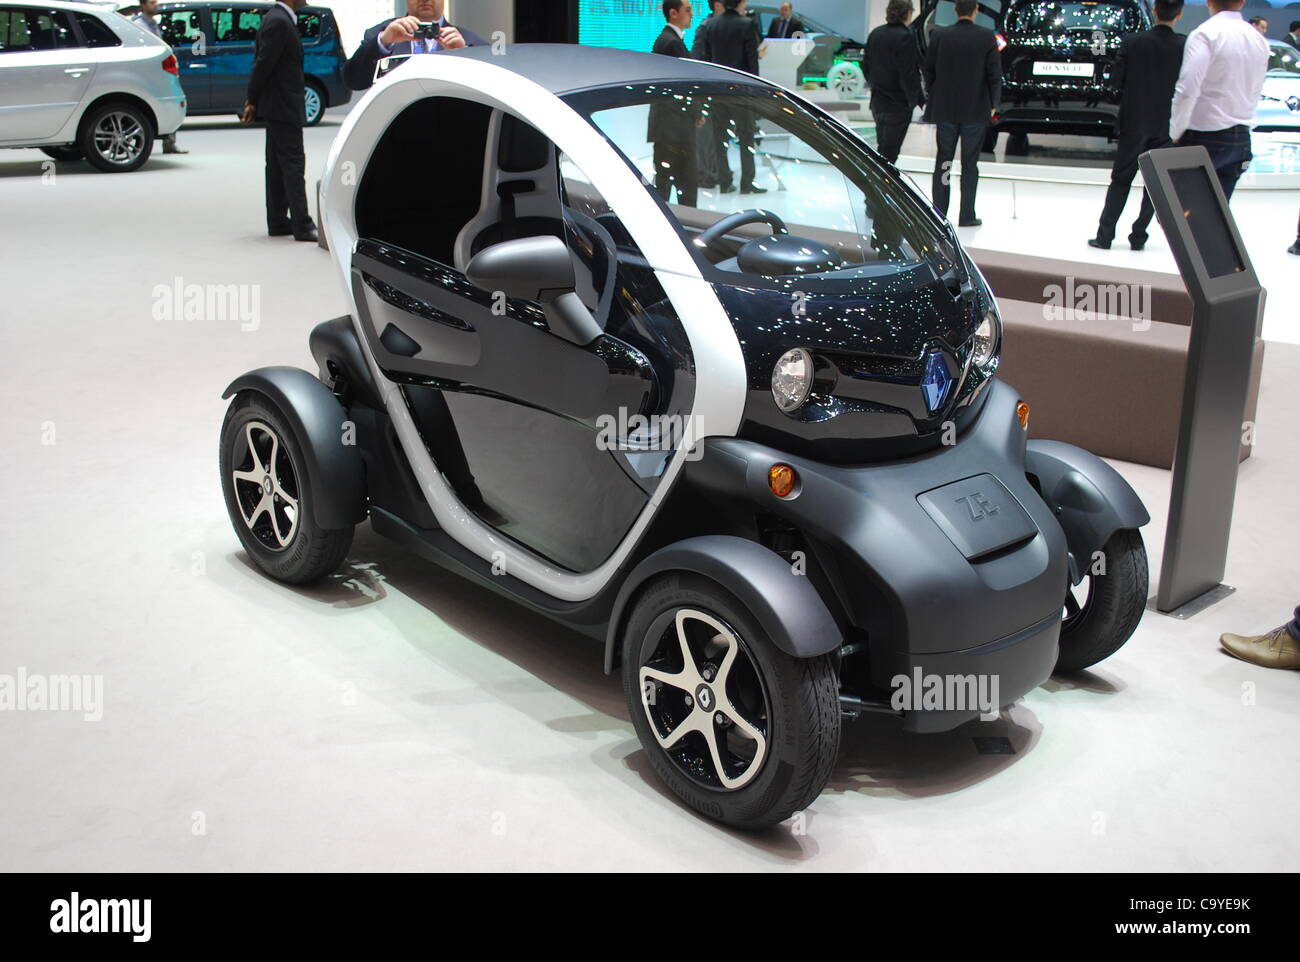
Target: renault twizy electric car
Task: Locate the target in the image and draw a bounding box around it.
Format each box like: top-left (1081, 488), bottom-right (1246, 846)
top-left (219, 45), bottom-right (1150, 830)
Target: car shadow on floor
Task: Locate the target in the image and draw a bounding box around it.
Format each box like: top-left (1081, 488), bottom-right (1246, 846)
top-left (0, 157), bottom-right (192, 179)
top-left (226, 525), bottom-right (1119, 855)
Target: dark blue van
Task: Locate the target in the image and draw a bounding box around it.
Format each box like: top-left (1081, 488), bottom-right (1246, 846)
top-left (145, 2), bottom-right (350, 125)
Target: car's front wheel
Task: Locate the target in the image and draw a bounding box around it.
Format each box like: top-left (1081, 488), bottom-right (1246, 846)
top-left (79, 102), bottom-right (154, 172)
top-left (219, 393), bottom-right (353, 584)
top-left (622, 574), bottom-right (840, 830)
top-left (1056, 528), bottom-right (1148, 672)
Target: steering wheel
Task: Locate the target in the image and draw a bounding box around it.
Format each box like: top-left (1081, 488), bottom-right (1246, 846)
top-left (695, 209), bottom-right (788, 254)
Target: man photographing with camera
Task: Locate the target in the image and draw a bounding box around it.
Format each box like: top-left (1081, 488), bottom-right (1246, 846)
top-left (344, 0), bottom-right (485, 91)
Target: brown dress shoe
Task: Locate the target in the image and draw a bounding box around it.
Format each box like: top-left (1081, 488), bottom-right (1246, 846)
top-left (1219, 625), bottom-right (1300, 669)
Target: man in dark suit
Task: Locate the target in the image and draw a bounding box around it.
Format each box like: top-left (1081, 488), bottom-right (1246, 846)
top-left (692, 1), bottom-right (725, 187)
top-left (1286, 20), bottom-right (1300, 51)
top-left (1089, 0), bottom-right (1185, 250)
top-left (867, 0), bottom-right (923, 164)
top-left (242, 0), bottom-right (315, 241)
top-left (649, 0), bottom-right (701, 206)
top-left (344, 0), bottom-right (485, 91)
top-left (923, 0), bottom-right (1001, 226)
top-left (700, 0), bottom-right (764, 193)
top-left (766, 2), bottom-right (803, 38)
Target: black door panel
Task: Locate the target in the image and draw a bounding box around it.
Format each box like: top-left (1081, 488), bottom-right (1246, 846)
top-left (353, 240), bottom-right (655, 424)
top-left (437, 391), bottom-right (649, 572)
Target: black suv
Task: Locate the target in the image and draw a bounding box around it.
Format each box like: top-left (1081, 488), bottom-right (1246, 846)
top-left (916, 0), bottom-right (1153, 151)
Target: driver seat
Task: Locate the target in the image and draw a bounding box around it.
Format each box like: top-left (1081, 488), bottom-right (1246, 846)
top-left (453, 111), bottom-right (567, 269)
top-left (453, 110), bottom-right (613, 320)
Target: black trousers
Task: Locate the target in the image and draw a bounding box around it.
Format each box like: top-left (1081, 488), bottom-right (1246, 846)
top-left (932, 121), bottom-right (985, 222)
top-left (1178, 125), bottom-right (1253, 201)
top-left (711, 103), bottom-right (756, 191)
top-left (872, 110), bottom-right (911, 165)
top-left (653, 140), bottom-right (698, 207)
top-left (264, 120), bottom-right (312, 234)
top-left (1095, 132), bottom-right (1167, 246)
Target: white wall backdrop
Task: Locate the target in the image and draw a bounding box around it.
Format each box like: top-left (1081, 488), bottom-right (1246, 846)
top-left (446, 0), bottom-right (515, 43)
top-left (331, 0), bottom-right (402, 53)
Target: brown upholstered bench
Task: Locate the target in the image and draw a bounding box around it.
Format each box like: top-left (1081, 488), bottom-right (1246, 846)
top-left (968, 247), bottom-right (1264, 468)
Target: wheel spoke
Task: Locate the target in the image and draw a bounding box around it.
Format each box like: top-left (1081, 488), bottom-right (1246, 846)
top-left (640, 665), bottom-right (691, 694)
top-left (243, 424), bottom-right (266, 476)
top-left (655, 710), bottom-right (700, 750)
top-left (1064, 588), bottom-right (1082, 619)
top-left (672, 610), bottom-right (705, 688)
top-left (243, 493), bottom-right (271, 528)
top-left (269, 501), bottom-right (292, 547)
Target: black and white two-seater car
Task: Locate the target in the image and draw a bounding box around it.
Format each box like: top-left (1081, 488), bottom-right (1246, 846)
top-left (219, 45), bottom-right (1150, 829)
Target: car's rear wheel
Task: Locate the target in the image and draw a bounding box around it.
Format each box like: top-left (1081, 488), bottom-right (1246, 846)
top-left (80, 102), bottom-right (153, 172)
top-left (220, 393), bottom-right (353, 584)
top-left (622, 573), bottom-right (840, 830)
top-left (304, 80), bottom-right (325, 126)
top-left (1056, 528), bottom-right (1148, 672)
top-left (40, 145), bottom-right (84, 162)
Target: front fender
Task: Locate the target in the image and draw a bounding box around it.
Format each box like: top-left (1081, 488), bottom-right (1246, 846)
top-left (604, 535), bottom-right (842, 673)
top-left (222, 366), bottom-right (366, 530)
top-left (1026, 439), bottom-right (1149, 583)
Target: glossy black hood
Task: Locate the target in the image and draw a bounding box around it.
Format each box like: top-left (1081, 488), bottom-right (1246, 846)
top-left (716, 256), bottom-right (999, 464)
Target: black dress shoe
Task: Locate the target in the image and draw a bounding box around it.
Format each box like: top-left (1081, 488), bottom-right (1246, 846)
top-left (740, 184), bottom-right (767, 194)
top-left (1289, 241), bottom-right (1300, 255)
top-left (293, 227), bottom-right (319, 243)
top-left (1129, 241), bottom-right (1145, 251)
top-left (1087, 237), bottom-right (1111, 250)
top-left (958, 218), bottom-right (982, 227)
top-left (719, 184), bottom-right (736, 194)
top-left (268, 226), bottom-right (293, 237)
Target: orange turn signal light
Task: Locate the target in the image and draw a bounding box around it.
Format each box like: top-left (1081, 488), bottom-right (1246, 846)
top-left (1016, 401), bottom-right (1031, 430)
top-left (768, 463), bottom-right (798, 499)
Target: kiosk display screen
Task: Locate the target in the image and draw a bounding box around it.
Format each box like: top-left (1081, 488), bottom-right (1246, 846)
top-left (1169, 166), bottom-right (1245, 278)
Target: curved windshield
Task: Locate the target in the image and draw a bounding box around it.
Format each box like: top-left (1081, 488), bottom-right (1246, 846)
top-left (564, 82), bottom-right (957, 292)
top-left (1269, 42), bottom-right (1300, 75)
top-left (1010, 1), bottom-right (1141, 34)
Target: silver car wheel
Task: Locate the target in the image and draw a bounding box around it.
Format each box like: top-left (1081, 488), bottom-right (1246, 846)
top-left (91, 110), bottom-right (146, 166)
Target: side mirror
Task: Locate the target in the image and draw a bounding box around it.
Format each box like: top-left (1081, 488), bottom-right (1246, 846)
top-left (465, 235), bottom-right (602, 346)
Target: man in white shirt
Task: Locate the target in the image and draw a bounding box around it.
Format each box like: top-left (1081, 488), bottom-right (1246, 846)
top-left (1169, 0), bottom-right (1269, 199)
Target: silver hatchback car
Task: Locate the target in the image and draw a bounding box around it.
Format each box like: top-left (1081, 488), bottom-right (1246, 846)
top-left (0, 0), bottom-right (186, 171)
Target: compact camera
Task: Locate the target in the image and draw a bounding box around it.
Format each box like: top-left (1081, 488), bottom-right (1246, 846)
top-left (414, 21), bottom-right (439, 40)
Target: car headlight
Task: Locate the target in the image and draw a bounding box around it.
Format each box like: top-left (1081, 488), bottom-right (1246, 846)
top-left (973, 310), bottom-right (1000, 372)
top-left (771, 347), bottom-right (814, 413)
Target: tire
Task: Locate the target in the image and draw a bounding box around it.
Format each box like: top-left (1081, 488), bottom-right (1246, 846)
top-left (1055, 528), bottom-right (1148, 673)
top-left (621, 573), bottom-right (840, 830)
top-left (304, 80), bottom-right (325, 126)
top-left (219, 392), bottom-right (353, 584)
top-left (79, 101), bottom-right (154, 172)
top-left (40, 145), bottom-right (83, 162)
top-left (826, 61), bottom-right (865, 100)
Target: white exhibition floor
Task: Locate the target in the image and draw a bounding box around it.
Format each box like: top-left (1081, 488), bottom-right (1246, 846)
top-left (0, 115), bottom-right (1297, 872)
